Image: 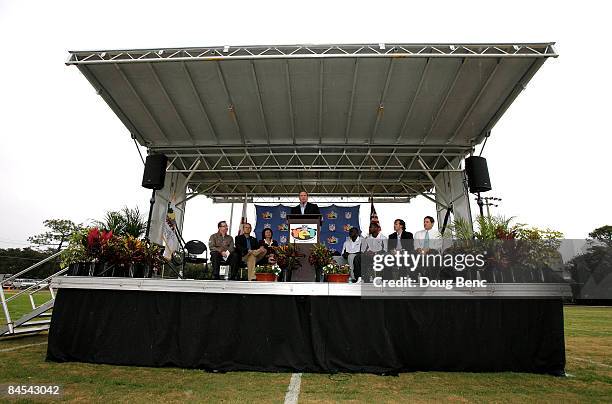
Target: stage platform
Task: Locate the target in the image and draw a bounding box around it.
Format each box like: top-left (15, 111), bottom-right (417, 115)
top-left (46, 277), bottom-right (571, 375)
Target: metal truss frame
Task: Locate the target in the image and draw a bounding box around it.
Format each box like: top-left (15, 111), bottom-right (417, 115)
top-left (151, 144), bottom-right (467, 204)
top-left (67, 43), bottom-right (557, 65)
top-left (156, 144), bottom-right (468, 175)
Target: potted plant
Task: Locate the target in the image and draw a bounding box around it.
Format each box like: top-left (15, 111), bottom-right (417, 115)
top-left (308, 243), bottom-right (333, 282)
top-left (60, 227), bottom-right (90, 276)
top-left (323, 262), bottom-right (351, 283)
top-left (273, 243), bottom-right (303, 282)
top-left (254, 264), bottom-right (281, 282)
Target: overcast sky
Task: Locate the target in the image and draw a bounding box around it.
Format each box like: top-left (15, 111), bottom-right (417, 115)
top-left (1, 0), bottom-right (610, 250)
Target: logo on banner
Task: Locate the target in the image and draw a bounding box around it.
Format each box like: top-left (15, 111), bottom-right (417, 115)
top-left (328, 224), bottom-right (336, 232)
top-left (343, 223), bottom-right (352, 232)
top-left (327, 236), bottom-right (338, 244)
top-left (263, 223), bottom-right (271, 229)
top-left (345, 212), bottom-right (352, 219)
top-left (262, 211), bottom-right (273, 219)
top-left (280, 235), bottom-right (288, 244)
top-left (291, 225), bottom-right (317, 241)
top-left (280, 210), bottom-right (287, 219)
top-left (326, 211), bottom-right (337, 219)
top-left (278, 223), bottom-right (288, 231)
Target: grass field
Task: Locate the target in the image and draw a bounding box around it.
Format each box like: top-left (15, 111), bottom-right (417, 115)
top-left (0, 296), bottom-right (610, 403)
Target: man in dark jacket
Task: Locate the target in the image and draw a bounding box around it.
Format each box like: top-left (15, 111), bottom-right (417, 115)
top-left (388, 218), bottom-right (414, 252)
top-left (290, 191), bottom-right (321, 215)
top-left (387, 218), bottom-right (414, 280)
top-left (235, 223), bottom-right (266, 281)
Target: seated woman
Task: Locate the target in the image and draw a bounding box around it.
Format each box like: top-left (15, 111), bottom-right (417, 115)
top-left (257, 228), bottom-right (278, 266)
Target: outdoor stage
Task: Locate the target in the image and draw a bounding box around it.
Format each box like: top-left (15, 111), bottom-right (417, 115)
top-left (46, 277), bottom-right (571, 375)
top-left (53, 42), bottom-right (564, 376)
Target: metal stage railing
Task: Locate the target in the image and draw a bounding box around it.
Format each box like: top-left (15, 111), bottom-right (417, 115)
top-left (0, 250), bottom-right (67, 337)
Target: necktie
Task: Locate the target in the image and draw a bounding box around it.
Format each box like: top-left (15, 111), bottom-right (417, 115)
top-left (396, 234), bottom-right (402, 250)
top-left (424, 231), bottom-right (430, 249)
top-left (246, 237), bottom-right (251, 251)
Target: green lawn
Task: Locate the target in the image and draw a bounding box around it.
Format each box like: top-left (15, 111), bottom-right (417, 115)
top-left (0, 306), bottom-right (610, 403)
top-left (1, 290), bottom-right (52, 326)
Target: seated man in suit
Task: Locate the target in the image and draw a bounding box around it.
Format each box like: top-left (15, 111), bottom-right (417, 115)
top-left (388, 219), bottom-right (414, 253)
top-left (387, 219), bottom-right (414, 280)
top-left (235, 223), bottom-right (267, 281)
top-left (208, 221), bottom-right (240, 280)
top-left (414, 215), bottom-right (442, 255)
top-left (290, 191), bottom-right (321, 215)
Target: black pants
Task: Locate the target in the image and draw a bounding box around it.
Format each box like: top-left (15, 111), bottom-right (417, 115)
top-left (353, 252), bottom-right (381, 282)
top-left (210, 251), bottom-right (240, 280)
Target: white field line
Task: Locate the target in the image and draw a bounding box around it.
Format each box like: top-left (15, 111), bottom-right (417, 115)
top-left (0, 342), bottom-right (47, 353)
top-left (569, 356), bottom-right (612, 369)
top-left (284, 373), bottom-right (302, 404)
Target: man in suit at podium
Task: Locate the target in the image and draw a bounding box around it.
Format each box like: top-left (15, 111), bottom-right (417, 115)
top-left (290, 191), bottom-right (321, 215)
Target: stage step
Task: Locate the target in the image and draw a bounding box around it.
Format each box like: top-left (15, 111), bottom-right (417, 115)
top-left (22, 319), bottom-right (51, 327)
top-left (10, 325), bottom-right (50, 336)
top-left (0, 299), bottom-right (55, 337)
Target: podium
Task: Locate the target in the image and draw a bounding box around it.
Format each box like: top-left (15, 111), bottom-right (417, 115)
top-left (286, 214), bottom-right (322, 282)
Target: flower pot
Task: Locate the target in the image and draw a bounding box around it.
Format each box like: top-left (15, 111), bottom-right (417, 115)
top-left (68, 262), bottom-right (87, 276)
top-left (112, 264), bottom-right (130, 277)
top-left (315, 266), bottom-right (323, 282)
top-left (326, 273), bottom-right (350, 283)
top-left (93, 262), bottom-right (111, 277)
top-left (280, 267), bottom-right (292, 282)
top-left (255, 273), bottom-right (277, 282)
top-left (130, 263), bottom-right (150, 278)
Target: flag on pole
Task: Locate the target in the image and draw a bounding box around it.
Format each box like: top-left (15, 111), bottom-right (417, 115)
top-left (369, 197), bottom-right (379, 225)
top-left (162, 202), bottom-right (179, 261)
top-left (237, 194), bottom-right (248, 235)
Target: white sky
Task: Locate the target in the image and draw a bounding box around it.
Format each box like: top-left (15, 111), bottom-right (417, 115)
top-left (1, 0), bottom-right (610, 249)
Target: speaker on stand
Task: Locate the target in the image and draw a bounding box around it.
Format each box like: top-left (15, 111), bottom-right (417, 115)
top-left (465, 156), bottom-right (492, 217)
top-left (141, 154), bottom-right (168, 241)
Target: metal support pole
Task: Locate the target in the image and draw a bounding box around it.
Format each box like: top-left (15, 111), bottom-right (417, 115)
top-left (0, 288), bottom-right (13, 334)
top-left (229, 203), bottom-right (235, 236)
top-left (145, 189), bottom-right (156, 242)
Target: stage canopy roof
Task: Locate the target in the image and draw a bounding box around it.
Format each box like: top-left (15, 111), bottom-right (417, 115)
top-left (67, 43), bottom-right (557, 202)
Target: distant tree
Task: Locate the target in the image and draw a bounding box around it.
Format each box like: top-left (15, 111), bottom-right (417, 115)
top-left (589, 225), bottom-right (612, 247)
top-left (0, 247), bottom-right (58, 278)
top-left (27, 219), bottom-right (82, 253)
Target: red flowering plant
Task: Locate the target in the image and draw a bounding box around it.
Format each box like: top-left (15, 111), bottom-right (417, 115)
top-left (85, 227), bottom-right (115, 261)
top-left (308, 243), bottom-right (333, 268)
top-left (272, 243), bottom-right (303, 271)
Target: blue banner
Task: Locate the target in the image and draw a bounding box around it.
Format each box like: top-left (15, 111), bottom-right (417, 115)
top-left (254, 204), bottom-right (360, 253)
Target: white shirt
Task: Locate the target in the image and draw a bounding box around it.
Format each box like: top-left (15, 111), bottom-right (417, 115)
top-left (361, 233), bottom-right (388, 253)
top-left (300, 203), bottom-right (307, 214)
top-left (414, 228), bottom-right (441, 250)
top-left (342, 236), bottom-right (362, 255)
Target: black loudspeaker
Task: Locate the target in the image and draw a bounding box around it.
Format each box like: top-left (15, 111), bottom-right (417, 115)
top-left (465, 156), bottom-right (492, 193)
top-left (142, 154), bottom-right (168, 190)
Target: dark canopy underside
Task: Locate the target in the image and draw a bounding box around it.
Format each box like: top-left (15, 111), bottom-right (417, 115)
top-left (68, 43), bottom-right (556, 201)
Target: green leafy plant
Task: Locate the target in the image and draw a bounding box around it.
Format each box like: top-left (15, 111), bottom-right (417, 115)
top-left (255, 264), bottom-right (281, 275)
top-left (93, 206), bottom-right (146, 238)
top-left (322, 262), bottom-right (350, 275)
top-left (59, 227), bottom-right (89, 268)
